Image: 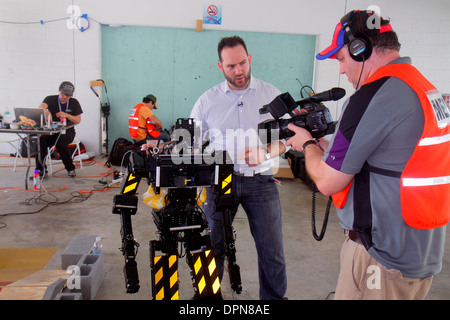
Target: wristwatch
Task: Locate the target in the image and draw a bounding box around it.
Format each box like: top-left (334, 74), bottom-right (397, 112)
top-left (302, 139), bottom-right (318, 152)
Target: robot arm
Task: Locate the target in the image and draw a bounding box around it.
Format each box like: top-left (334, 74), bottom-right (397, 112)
top-left (214, 187), bottom-right (242, 295)
top-left (112, 151), bottom-right (147, 293)
top-left (211, 153), bottom-right (242, 295)
top-left (113, 191), bottom-right (140, 293)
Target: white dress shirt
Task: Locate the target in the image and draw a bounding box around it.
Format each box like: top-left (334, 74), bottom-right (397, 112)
top-left (190, 75), bottom-right (282, 176)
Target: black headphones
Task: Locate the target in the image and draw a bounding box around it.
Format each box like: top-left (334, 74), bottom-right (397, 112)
top-left (340, 11), bottom-right (373, 62)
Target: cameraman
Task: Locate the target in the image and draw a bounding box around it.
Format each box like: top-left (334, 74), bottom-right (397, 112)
top-left (286, 10), bottom-right (449, 299)
top-left (190, 36), bottom-right (287, 300)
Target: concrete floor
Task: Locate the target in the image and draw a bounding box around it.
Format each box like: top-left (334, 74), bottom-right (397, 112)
top-left (0, 154), bottom-right (449, 300)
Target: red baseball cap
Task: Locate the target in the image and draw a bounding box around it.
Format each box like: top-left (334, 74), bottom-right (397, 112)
top-left (316, 22), bottom-right (347, 60)
top-left (316, 10), bottom-right (393, 60)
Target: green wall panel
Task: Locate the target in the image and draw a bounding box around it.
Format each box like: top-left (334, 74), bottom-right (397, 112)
top-left (101, 25), bottom-right (316, 148)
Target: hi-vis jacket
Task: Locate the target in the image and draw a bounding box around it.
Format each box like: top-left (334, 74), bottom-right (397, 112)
top-left (333, 63), bottom-right (450, 229)
top-left (128, 103), bottom-right (160, 139)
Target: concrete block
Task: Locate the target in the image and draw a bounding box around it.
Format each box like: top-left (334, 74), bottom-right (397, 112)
top-left (71, 253), bottom-right (104, 300)
top-left (54, 292), bottom-right (83, 300)
top-left (59, 235), bottom-right (104, 300)
top-left (61, 235), bottom-right (97, 269)
top-left (42, 278), bottom-right (67, 300)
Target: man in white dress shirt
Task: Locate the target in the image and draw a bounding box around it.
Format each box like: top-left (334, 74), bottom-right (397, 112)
top-left (190, 36), bottom-right (287, 300)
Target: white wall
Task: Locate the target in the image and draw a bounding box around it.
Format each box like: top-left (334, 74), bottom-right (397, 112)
top-left (1, 0), bottom-right (449, 155)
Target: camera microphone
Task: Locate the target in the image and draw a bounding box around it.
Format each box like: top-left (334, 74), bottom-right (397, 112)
top-left (304, 87), bottom-right (346, 103)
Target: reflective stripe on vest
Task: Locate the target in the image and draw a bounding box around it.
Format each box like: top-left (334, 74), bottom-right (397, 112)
top-left (403, 175), bottom-right (450, 187)
top-left (333, 63), bottom-right (450, 229)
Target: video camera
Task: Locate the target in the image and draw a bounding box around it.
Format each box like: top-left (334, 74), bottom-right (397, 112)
top-left (258, 87), bottom-right (346, 140)
top-left (258, 88), bottom-right (346, 243)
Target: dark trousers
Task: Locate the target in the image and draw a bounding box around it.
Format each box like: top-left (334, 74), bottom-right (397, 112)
top-left (35, 129), bottom-right (76, 172)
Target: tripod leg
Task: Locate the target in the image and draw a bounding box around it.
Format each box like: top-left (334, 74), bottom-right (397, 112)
top-left (150, 240), bottom-right (179, 300)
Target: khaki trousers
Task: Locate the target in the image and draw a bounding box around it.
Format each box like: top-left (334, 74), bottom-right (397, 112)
top-left (334, 237), bottom-right (433, 300)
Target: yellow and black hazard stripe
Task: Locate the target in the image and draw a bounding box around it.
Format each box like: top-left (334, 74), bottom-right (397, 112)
top-left (191, 250), bottom-right (221, 298)
top-left (120, 172), bottom-right (140, 195)
top-left (220, 173), bottom-right (232, 195)
top-left (152, 254), bottom-right (179, 300)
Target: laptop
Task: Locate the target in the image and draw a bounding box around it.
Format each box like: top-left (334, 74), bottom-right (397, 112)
top-left (14, 107), bottom-right (46, 128)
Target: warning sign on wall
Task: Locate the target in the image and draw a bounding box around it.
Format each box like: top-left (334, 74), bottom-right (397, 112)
top-left (203, 4), bottom-right (222, 25)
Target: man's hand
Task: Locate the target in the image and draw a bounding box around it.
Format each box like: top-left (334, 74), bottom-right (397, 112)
top-left (238, 147), bottom-right (267, 167)
top-left (56, 112), bottom-right (81, 124)
top-left (55, 111), bottom-right (66, 119)
top-left (285, 124), bottom-right (313, 152)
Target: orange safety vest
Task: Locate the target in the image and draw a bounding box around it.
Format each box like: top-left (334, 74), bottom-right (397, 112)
top-left (332, 63), bottom-right (450, 229)
top-left (128, 103), bottom-right (160, 139)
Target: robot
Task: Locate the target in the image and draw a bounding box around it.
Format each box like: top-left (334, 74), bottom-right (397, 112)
top-left (112, 119), bottom-right (242, 300)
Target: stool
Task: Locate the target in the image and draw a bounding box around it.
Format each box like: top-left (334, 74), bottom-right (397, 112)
top-left (47, 136), bottom-right (83, 174)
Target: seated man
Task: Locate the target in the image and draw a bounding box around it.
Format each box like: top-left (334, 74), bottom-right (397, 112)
top-left (35, 81), bottom-right (82, 178)
top-left (128, 94), bottom-right (170, 145)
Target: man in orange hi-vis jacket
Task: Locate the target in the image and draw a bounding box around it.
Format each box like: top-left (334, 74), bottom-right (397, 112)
top-left (286, 10), bottom-right (449, 300)
top-left (128, 94), bottom-right (170, 144)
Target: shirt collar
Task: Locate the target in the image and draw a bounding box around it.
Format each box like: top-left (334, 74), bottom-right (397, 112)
top-left (387, 56), bottom-right (412, 65)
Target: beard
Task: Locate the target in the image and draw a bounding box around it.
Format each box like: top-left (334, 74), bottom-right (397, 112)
top-left (223, 67), bottom-right (251, 90)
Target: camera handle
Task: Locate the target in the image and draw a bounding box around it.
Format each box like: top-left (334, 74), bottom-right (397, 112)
top-left (311, 184), bottom-right (333, 241)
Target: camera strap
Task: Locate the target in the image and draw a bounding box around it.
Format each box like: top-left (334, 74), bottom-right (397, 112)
top-left (311, 184), bottom-right (333, 241)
